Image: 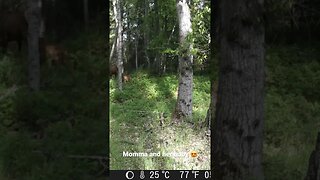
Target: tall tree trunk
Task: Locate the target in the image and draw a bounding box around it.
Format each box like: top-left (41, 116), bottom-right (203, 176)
top-left (126, 5), bottom-right (131, 69)
top-left (144, 0), bottom-right (150, 69)
top-left (213, 0), bottom-right (265, 179)
top-left (39, 0), bottom-right (45, 40)
top-left (83, 0), bottom-right (89, 31)
top-left (205, 79), bottom-right (216, 129)
top-left (110, 0), bottom-right (118, 64)
top-left (135, 39), bottom-right (138, 70)
top-left (161, 54), bottom-right (166, 74)
top-left (305, 132), bottom-right (320, 180)
top-left (206, 2), bottom-right (216, 130)
top-left (172, 0), bottom-right (193, 122)
top-left (109, 35), bottom-right (117, 63)
top-left (26, 0), bottom-right (42, 91)
top-left (39, 0), bottom-right (46, 65)
top-left (113, 0), bottom-right (123, 91)
top-left (154, 0), bottom-right (161, 75)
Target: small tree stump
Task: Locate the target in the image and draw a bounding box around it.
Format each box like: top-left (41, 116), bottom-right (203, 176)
top-left (305, 132), bottom-right (320, 180)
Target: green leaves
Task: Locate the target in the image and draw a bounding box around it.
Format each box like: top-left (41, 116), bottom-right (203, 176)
top-left (162, 48), bottom-right (178, 56)
top-left (190, 0), bottom-right (211, 67)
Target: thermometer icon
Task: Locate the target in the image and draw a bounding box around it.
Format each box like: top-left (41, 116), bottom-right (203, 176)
top-left (140, 170), bottom-right (145, 179)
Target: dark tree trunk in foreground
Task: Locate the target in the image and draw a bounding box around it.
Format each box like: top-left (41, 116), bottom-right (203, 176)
top-left (26, 0), bottom-right (42, 91)
top-left (172, 0), bottom-right (193, 122)
top-left (213, 0), bottom-right (265, 179)
top-left (305, 132), bottom-right (320, 180)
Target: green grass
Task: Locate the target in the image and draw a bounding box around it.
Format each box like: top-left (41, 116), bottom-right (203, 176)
top-left (110, 43), bottom-right (320, 177)
top-left (0, 29), bottom-right (107, 179)
top-left (1, 34), bottom-right (320, 178)
top-left (110, 43), bottom-right (320, 176)
top-left (263, 44), bottom-right (320, 180)
top-left (110, 72), bottom-right (211, 170)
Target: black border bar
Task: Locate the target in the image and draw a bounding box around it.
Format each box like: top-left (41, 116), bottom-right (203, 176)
top-left (109, 170), bottom-right (212, 180)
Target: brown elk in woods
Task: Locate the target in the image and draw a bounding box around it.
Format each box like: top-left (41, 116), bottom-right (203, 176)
top-left (45, 44), bottom-right (66, 65)
top-left (123, 74), bottom-right (131, 82)
top-left (109, 64), bottom-right (131, 82)
top-left (39, 39), bottom-right (67, 66)
top-left (0, 11), bottom-right (27, 53)
top-left (109, 64), bottom-right (118, 77)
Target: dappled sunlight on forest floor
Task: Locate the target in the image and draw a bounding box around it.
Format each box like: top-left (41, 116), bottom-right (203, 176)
top-left (110, 73), bottom-right (211, 170)
top-left (110, 114), bottom-right (210, 170)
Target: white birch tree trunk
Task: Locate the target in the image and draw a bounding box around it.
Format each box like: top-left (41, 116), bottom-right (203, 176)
top-left (173, 0), bottom-right (193, 122)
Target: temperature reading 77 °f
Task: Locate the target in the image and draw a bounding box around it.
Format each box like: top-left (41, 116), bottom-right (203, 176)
top-left (180, 171), bottom-right (189, 179)
top-left (191, 171), bottom-right (200, 178)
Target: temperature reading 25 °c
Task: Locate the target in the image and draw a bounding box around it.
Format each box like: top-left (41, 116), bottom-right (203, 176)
top-left (150, 171), bottom-right (170, 179)
top-left (150, 171), bottom-right (160, 179)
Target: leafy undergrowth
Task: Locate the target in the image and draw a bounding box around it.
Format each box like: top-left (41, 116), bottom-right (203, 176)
top-left (1, 37), bottom-right (320, 178)
top-left (264, 44), bottom-right (320, 180)
top-left (110, 73), bottom-right (211, 170)
top-left (0, 28), bottom-right (107, 179)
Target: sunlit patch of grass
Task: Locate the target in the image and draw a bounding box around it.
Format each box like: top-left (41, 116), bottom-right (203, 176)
top-left (110, 71), bottom-right (211, 170)
top-left (152, 123), bottom-right (211, 170)
top-left (146, 83), bottom-right (159, 99)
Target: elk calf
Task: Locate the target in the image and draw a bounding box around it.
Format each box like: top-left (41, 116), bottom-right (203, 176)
top-left (123, 74), bottom-right (131, 82)
top-left (109, 65), bottom-right (131, 82)
top-left (39, 40), bottom-right (66, 66)
top-left (45, 44), bottom-right (66, 65)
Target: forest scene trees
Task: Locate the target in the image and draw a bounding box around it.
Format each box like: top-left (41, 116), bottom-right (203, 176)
top-left (0, 0), bottom-right (107, 179)
top-left (0, 0), bottom-right (319, 179)
top-left (110, 0), bottom-right (211, 170)
top-left (110, 0), bottom-right (320, 179)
